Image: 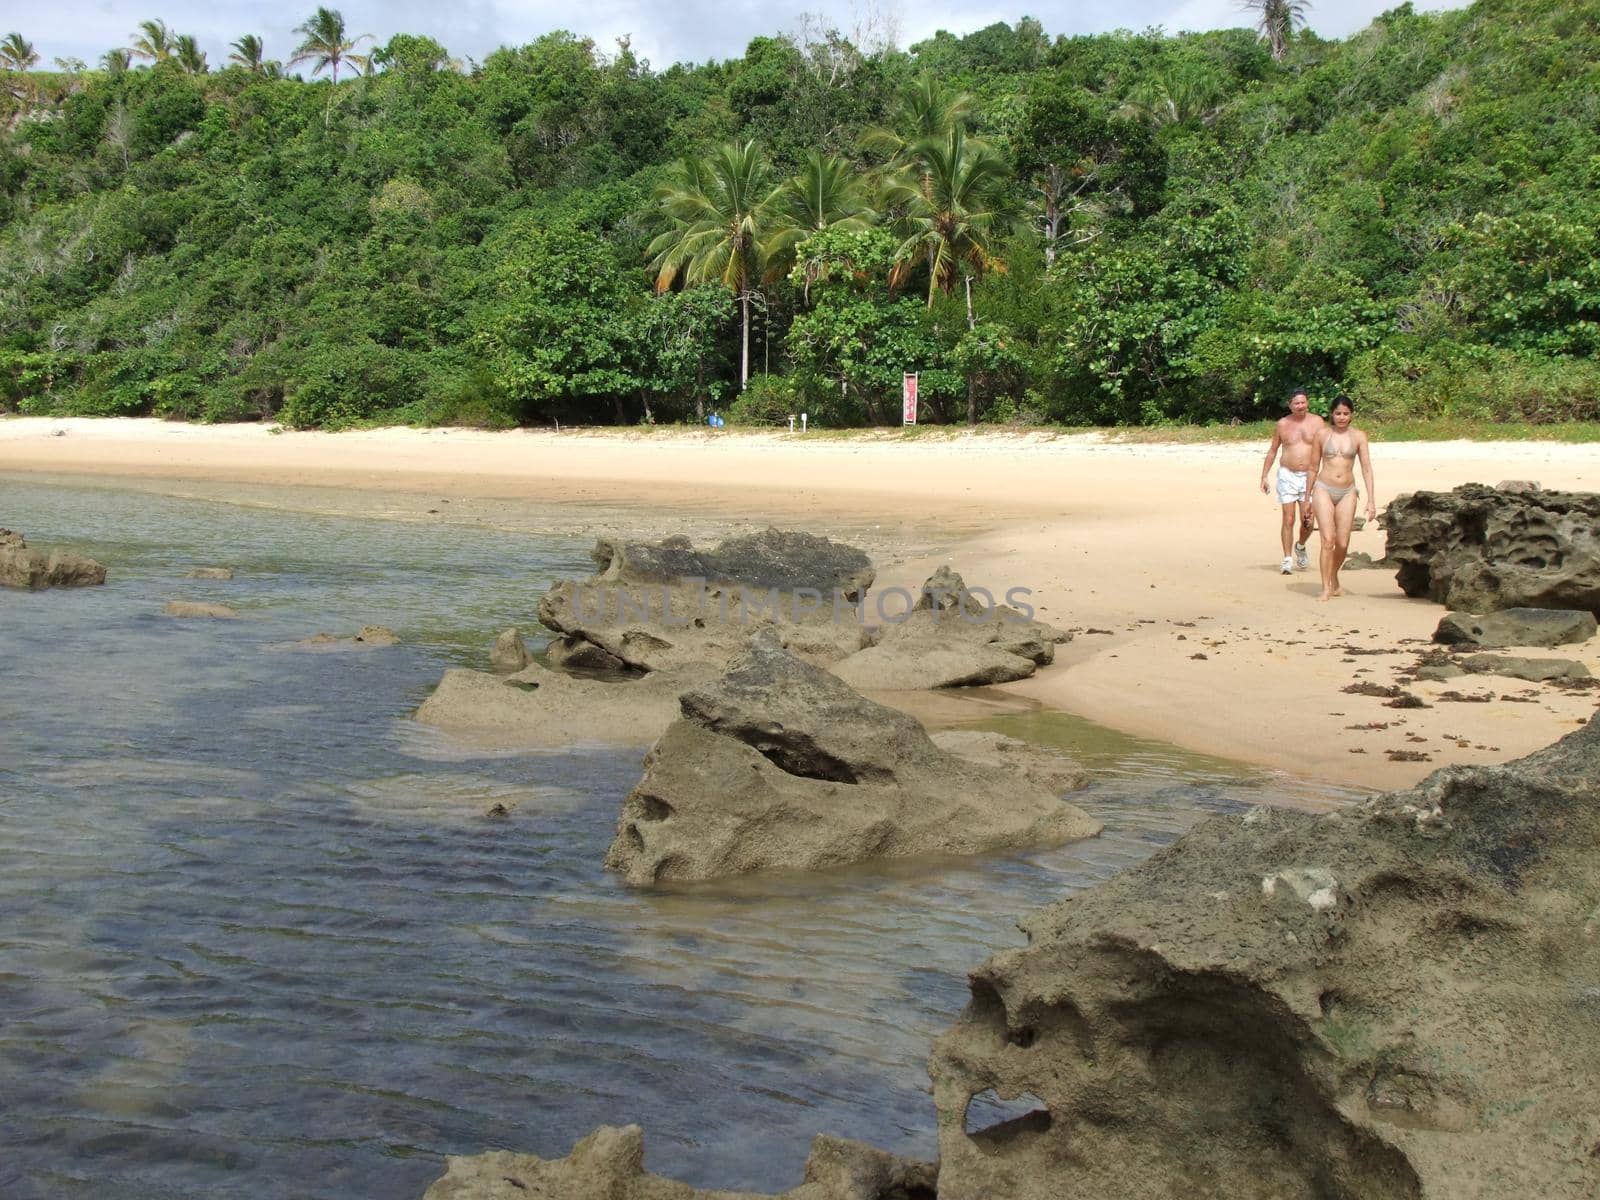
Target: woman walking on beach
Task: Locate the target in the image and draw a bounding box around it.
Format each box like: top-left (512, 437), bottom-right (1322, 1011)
top-left (1306, 396), bottom-right (1376, 601)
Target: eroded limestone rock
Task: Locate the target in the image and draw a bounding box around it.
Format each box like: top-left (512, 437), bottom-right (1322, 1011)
top-left (927, 714), bottom-right (1600, 1200)
top-left (1434, 608), bottom-right (1597, 649)
top-left (164, 600), bottom-right (239, 619)
top-left (489, 627), bottom-right (533, 674)
top-left (421, 1124), bottom-right (935, 1200)
top-left (604, 631), bottom-right (1099, 885)
top-left (0, 529), bottom-right (107, 590)
top-left (1386, 485), bottom-right (1600, 614)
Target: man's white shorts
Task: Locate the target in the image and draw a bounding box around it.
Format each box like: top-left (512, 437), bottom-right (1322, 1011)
top-left (1276, 468), bottom-right (1308, 505)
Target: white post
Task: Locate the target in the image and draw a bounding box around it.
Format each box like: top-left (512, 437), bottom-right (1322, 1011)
top-left (801, 413), bottom-right (808, 432)
top-left (788, 414), bottom-right (795, 433)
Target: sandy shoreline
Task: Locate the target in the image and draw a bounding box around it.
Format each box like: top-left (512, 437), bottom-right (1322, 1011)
top-left (4, 415), bottom-right (1597, 791)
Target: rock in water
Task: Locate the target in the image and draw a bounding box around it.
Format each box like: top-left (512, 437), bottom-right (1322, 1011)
top-left (421, 1123), bottom-right (935, 1199)
top-left (926, 714), bottom-right (1600, 1200)
top-left (593, 528), bottom-right (875, 597)
top-left (186, 567), bottom-right (235, 580)
top-left (1386, 484), bottom-right (1600, 614)
top-left (604, 630), bottom-right (1099, 885)
top-left (1434, 608), bottom-right (1597, 649)
top-left (164, 600), bottom-right (239, 619)
top-left (0, 529), bottom-right (107, 590)
top-left (488, 627), bottom-right (533, 674)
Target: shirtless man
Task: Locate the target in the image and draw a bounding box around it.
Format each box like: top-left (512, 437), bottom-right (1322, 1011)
top-left (1258, 389), bottom-right (1325, 574)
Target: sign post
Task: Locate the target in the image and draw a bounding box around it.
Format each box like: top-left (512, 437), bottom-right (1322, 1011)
top-left (902, 373), bottom-right (918, 426)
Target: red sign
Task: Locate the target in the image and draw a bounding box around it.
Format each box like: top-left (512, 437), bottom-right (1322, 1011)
top-left (902, 373), bottom-right (918, 425)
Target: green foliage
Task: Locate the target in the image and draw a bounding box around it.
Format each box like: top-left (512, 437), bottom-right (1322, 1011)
top-left (1, 1), bottom-right (1597, 427)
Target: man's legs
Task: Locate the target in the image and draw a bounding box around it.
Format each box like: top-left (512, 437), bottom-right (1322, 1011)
top-left (1279, 504), bottom-right (1297, 557)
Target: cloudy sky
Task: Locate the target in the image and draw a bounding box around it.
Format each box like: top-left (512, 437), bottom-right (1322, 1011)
top-left (24, 1), bottom-right (1472, 73)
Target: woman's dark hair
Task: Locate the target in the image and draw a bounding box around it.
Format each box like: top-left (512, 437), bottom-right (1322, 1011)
top-left (1330, 394), bottom-right (1354, 413)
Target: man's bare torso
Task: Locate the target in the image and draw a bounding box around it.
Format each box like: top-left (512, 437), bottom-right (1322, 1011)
top-left (1276, 412), bottom-right (1326, 472)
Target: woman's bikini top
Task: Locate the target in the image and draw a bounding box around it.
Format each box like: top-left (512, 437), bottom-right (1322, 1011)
top-left (1323, 433), bottom-right (1358, 460)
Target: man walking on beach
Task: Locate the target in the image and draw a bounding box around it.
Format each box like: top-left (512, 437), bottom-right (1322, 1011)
top-left (1259, 389), bottom-right (1325, 574)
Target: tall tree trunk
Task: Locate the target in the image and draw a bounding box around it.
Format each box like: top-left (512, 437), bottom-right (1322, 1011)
top-left (739, 292), bottom-right (750, 391)
top-left (967, 376), bottom-right (977, 425)
top-left (965, 275), bottom-right (976, 331)
top-left (694, 357), bottom-right (705, 422)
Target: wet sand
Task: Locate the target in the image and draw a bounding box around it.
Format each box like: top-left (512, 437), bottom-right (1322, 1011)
top-left (4, 416), bottom-right (1596, 790)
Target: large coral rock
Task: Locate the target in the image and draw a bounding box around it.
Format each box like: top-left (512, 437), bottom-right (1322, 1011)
top-left (414, 660), bottom-right (717, 748)
top-left (830, 569), bottom-right (1069, 690)
top-left (928, 715), bottom-right (1600, 1200)
top-left (538, 529), bottom-right (876, 675)
top-left (421, 1123), bottom-right (935, 1200)
top-left (604, 631), bottom-right (1099, 885)
top-left (489, 627), bottom-right (533, 674)
top-left (1434, 607), bottom-right (1597, 649)
top-left (0, 529), bottom-right (107, 590)
top-left (1386, 484), bottom-right (1600, 614)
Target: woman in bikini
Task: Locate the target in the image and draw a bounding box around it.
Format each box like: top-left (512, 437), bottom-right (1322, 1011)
top-left (1305, 395), bottom-right (1376, 601)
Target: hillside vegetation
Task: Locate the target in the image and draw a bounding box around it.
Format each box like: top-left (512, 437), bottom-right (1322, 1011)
top-left (1, 0), bottom-right (1597, 428)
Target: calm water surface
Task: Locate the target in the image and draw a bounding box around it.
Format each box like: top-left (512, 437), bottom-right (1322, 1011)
top-left (0, 478), bottom-right (1366, 1199)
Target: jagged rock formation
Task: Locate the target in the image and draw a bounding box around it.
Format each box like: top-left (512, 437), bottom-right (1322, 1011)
top-left (537, 529), bottom-right (876, 676)
top-left (489, 627), bottom-right (533, 673)
top-left (1434, 608), bottom-right (1597, 649)
top-left (605, 631), bottom-right (1098, 885)
top-left (0, 529), bottom-right (107, 590)
top-left (831, 569), bottom-right (1068, 690)
top-left (415, 660), bottom-right (718, 748)
top-left (421, 1124), bottom-right (935, 1200)
top-left (1386, 485), bottom-right (1600, 614)
top-left (928, 714), bottom-right (1600, 1200)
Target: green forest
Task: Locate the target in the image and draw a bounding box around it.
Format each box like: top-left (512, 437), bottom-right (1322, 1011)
top-left (1, 0), bottom-right (1597, 429)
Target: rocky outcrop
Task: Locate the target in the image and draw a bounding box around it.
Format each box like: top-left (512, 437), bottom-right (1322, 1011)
top-left (1459, 652), bottom-right (1590, 682)
top-left (1434, 607), bottom-right (1597, 649)
top-left (604, 631), bottom-right (1099, 885)
top-left (164, 600), bottom-right (239, 618)
top-left (537, 529), bottom-right (876, 676)
top-left (422, 1124), bottom-right (935, 1200)
top-left (1386, 484), bottom-right (1600, 614)
top-left (0, 529), bottom-right (107, 590)
top-left (830, 570), bottom-right (1069, 691)
top-left (414, 660), bottom-right (718, 748)
top-left (927, 714), bottom-right (1600, 1200)
top-left (489, 627), bottom-right (533, 673)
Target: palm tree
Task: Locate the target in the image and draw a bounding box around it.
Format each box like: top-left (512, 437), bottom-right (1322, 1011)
top-left (289, 7), bottom-right (372, 84)
top-left (1, 32), bottom-right (39, 72)
top-left (861, 72), bottom-right (975, 162)
top-left (175, 34), bottom-right (207, 74)
top-left (647, 141), bottom-right (779, 392)
top-left (1245, 0), bottom-right (1309, 61)
top-left (101, 47), bottom-right (132, 75)
top-left (764, 152), bottom-right (874, 281)
top-left (129, 19), bottom-right (175, 63)
top-left (229, 34), bottom-right (265, 73)
top-left (883, 126), bottom-right (1009, 323)
top-left (1118, 61), bottom-right (1226, 127)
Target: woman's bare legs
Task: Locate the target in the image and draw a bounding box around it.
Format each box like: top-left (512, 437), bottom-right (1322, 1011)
top-left (1312, 486), bottom-right (1338, 600)
top-left (1328, 490), bottom-right (1358, 596)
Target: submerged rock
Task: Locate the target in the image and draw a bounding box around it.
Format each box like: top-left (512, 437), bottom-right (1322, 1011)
top-left (927, 730), bottom-right (1089, 795)
top-left (927, 714), bottom-right (1600, 1200)
top-left (422, 1123), bottom-right (935, 1200)
top-left (288, 624), bottom-right (399, 648)
top-left (1434, 608), bottom-right (1597, 649)
top-left (186, 566), bottom-right (235, 580)
top-left (164, 600), bottom-right (239, 619)
top-left (1386, 484), bottom-right (1600, 614)
top-left (414, 660), bottom-right (717, 748)
top-left (604, 630), bottom-right (1099, 885)
top-left (0, 529), bottom-right (107, 590)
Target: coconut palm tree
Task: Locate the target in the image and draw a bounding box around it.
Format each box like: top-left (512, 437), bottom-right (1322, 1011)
top-left (1117, 61), bottom-right (1226, 127)
top-left (129, 19), bottom-right (175, 63)
top-left (647, 140), bottom-right (779, 392)
top-left (1245, 0), bottom-right (1310, 61)
top-left (883, 126), bottom-right (1009, 321)
top-left (229, 34), bottom-right (265, 73)
top-left (1, 32), bottom-right (39, 72)
top-left (289, 7), bottom-right (372, 84)
top-left (174, 34), bottom-right (207, 74)
top-left (861, 72), bottom-right (975, 162)
top-left (763, 152), bottom-right (874, 280)
top-left (100, 47), bottom-right (132, 75)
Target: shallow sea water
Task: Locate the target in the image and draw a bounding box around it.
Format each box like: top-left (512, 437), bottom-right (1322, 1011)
top-left (0, 478), bottom-right (1367, 1199)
